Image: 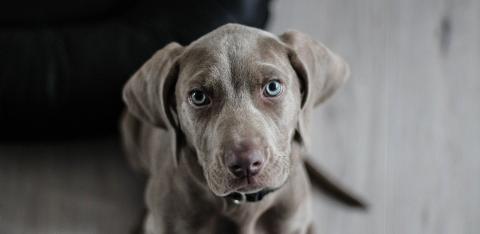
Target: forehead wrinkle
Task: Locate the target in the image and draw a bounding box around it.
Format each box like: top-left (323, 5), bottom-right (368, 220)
top-left (220, 33), bottom-right (262, 92)
top-left (199, 50), bottom-right (237, 102)
top-left (202, 65), bottom-right (223, 88)
top-left (182, 61), bottom-right (226, 89)
top-left (229, 56), bottom-right (246, 93)
top-left (230, 56), bottom-right (265, 102)
top-left (256, 36), bottom-right (292, 71)
top-left (256, 62), bottom-right (289, 79)
top-left (225, 35), bottom-right (289, 94)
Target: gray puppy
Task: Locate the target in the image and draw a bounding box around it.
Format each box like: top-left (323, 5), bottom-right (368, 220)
top-left (121, 24), bottom-right (361, 234)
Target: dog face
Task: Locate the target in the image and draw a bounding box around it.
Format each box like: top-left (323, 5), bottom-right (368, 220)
top-left (123, 24), bottom-right (349, 197)
top-left (175, 31), bottom-right (302, 196)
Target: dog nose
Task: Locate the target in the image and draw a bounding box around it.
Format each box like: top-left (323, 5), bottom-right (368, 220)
top-left (225, 141), bottom-right (265, 178)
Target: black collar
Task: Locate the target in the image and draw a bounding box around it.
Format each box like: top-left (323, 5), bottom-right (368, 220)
top-left (225, 188), bottom-right (278, 204)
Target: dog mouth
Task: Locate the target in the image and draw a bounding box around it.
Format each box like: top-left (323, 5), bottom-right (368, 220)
top-left (231, 176), bottom-right (265, 193)
top-left (204, 151), bottom-right (290, 199)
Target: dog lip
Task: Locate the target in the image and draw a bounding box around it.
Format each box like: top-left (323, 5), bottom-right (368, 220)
top-left (236, 186), bottom-right (264, 193)
top-left (238, 176), bottom-right (257, 185)
top-left (232, 177), bottom-right (265, 193)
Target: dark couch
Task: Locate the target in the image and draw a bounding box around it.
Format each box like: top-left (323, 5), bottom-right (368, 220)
top-left (0, 0), bottom-right (270, 140)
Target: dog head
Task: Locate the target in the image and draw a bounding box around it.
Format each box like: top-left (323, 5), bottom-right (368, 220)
top-left (123, 24), bottom-right (349, 197)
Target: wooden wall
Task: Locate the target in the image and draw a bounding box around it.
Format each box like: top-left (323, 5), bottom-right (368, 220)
top-left (269, 0), bottom-right (480, 233)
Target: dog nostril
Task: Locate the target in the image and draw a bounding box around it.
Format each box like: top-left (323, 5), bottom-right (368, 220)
top-left (248, 159), bottom-right (263, 175)
top-left (229, 164), bottom-right (247, 178)
top-left (230, 165), bottom-right (242, 172)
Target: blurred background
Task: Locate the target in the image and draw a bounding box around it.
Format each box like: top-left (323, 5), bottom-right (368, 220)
top-left (1, 0), bottom-right (479, 233)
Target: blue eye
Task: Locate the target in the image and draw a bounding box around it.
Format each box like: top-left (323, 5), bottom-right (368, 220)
top-left (263, 80), bottom-right (283, 97)
top-left (189, 89), bottom-right (210, 106)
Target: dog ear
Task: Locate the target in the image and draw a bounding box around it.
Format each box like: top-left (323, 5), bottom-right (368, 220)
top-left (123, 42), bottom-right (184, 166)
top-left (279, 31), bottom-right (350, 147)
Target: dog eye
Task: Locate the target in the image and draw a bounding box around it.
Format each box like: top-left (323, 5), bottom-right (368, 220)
top-left (263, 80), bottom-right (283, 97)
top-left (189, 89), bottom-right (210, 107)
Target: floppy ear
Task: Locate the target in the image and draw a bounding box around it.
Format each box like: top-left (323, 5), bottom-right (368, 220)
top-left (280, 31), bottom-right (350, 148)
top-left (122, 42), bottom-right (184, 166)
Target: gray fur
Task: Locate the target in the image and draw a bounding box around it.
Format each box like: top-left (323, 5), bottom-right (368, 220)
top-left (121, 24), bottom-right (349, 234)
